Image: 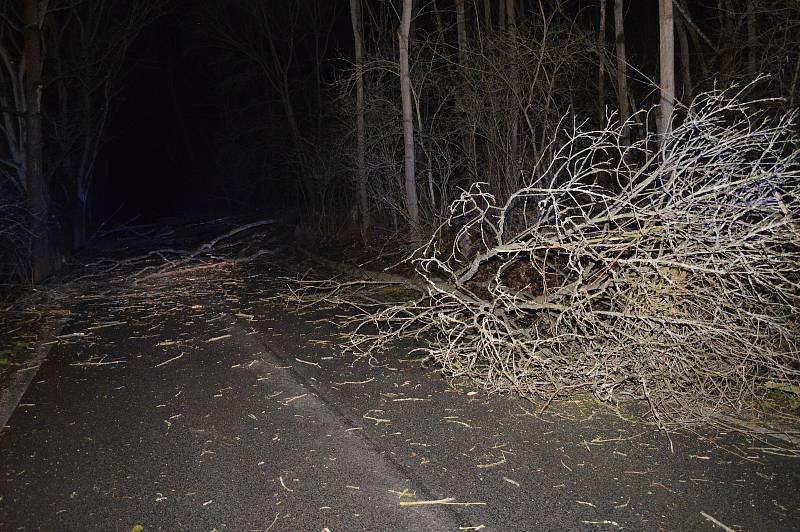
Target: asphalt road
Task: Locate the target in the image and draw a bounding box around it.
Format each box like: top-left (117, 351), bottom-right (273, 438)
top-left (1, 259), bottom-right (798, 531)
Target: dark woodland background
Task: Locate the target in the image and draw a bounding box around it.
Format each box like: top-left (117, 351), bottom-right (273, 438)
top-left (1, 0), bottom-right (799, 283)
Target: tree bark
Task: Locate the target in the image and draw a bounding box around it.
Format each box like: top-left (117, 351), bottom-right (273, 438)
top-left (399, 0), bottom-right (419, 238)
top-left (597, 0), bottom-right (607, 124)
top-left (506, 0), bottom-right (518, 186)
top-left (717, 0), bottom-right (735, 83)
top-left (746, 0), bottom-right (756, 78)
top-left (24, 0), bottom-right (52, 281)
top-left (456, 1), bottom-right (467, 68)
top-left (455, 0), bottom-right (475, 177)
top-left (281, 79), bottom-right (302, 157)
top-left (349, 0), bottom-right (370, 232)
top-left (658, 0), bottom-right (675, 141)
top-left (431, 0), bottom-right (444, 39)
top-left (677, 0), bottom-right (709, 81)
top-left (676, 16), bottom-right (692, 102)
top-left (613, 0), bottom-right (630, 145)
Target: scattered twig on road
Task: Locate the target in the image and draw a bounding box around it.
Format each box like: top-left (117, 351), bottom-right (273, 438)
top-left (279, 476), bottom-right (293, 492)
top-left (69, 359), bottom-right (126, 366)
top-left (700, 511), bottom-right (736, 532)
top-left (399, 497), bottom-right (487, 507)
top-left (153, 352), bottom-right (184, 368)
top-left (282, 394), bottom-right (307, 405)
top-left (332, 377), bottom-right (375, 385)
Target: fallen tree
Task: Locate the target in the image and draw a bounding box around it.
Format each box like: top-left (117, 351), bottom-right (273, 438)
top-left (295, 85), bottom-right (800, 431)
top-left (71, 218), bottom-right (280, 285)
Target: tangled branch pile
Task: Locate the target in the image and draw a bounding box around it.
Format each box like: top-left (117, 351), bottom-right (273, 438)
top-left (345, 87), bottom-right (800, 426)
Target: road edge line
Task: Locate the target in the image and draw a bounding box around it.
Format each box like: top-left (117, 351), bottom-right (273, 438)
top-left (0, 315), bottom-right (70, 431)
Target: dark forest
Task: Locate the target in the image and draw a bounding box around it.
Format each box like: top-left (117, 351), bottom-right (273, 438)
top-left (2, 0), bottom-right (797, 272)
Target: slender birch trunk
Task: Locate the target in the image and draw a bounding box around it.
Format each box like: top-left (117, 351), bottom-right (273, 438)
top-left (613, 0), bottom-right (630, 145)
top-left (597, 0), bottom-right (607, 124)
top-left (658, 0), bottom-right (675, 141)
top-left (399, 0), bottom-right (419, 238)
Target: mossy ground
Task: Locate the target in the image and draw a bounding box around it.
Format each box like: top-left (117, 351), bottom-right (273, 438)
top-left (764, 390), bottom-right (800, 416)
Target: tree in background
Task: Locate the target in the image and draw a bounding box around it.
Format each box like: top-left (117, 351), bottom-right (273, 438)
top-left (4, 0), bottom-right (799, 283)
top-left (0, 0), bottom-right (51, 281)
top-left (207, 0), bottom-right (339, 218)
top-left (0, 0), bottom-right (158, 283)
top-left (23, 0), bottom-right (48, 281)
top-left (596, 0), bottom-right (607, 124)
top-left (454, 0), bottom-right (474, 178)
top-left (613, 0), bottom-right (631, 145)
top-left (398, 0), bottom-right (419, 239)
top-left (670, 0), bottom-right (800, 107)
top-left (47, 1), bottom-right (159, 250)
top-left (658, 0), bottom-right (675, 140)
top-left (349, 0), bottom-right (369, 233)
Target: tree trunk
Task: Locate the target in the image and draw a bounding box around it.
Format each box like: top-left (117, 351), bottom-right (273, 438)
top-left (658, 0), bottom-right (675, 141)
top-left (349, 0), bottom-right (370, 232)
top-left (506, 0), bottom-right (518, 187)
top-left (678, 0), bottom-right (709, 81)
top-left (456, 1), bottom-right (467, 68)
top-left (483, 0), bottom-right (492, 30)
top-left (0, 41), bottom-right (25, 193)
top-left (597, 0), bottom-right (607, 124)
top-left (455, 0), bottom-right (475, 177)
top-left (717, 0), bottom-right (735, 83)
top-left (24, 0), bottom-right (52, 282)
top-left (71, 194), bottom-right (87, 251)
top-left (281, 75), bottom-right (302, 158)
top-left (432, 0), bottom-right (444, 39)
top-left (263, 18), bottom-right (303, 160)
top-left (746, 0), bottom-right (756, 78)
top-left (676, 16), bottom-right (692, 102)
top-left (613, 0), bottom-right (630, 145)
top-left (399, 0), bottom-right (419, 238)
top-left (790, 52), bottom-right (800, 109)
top-left (312, 30), bottom-right (324, 136)
top-left (74, 86), bottom-right (101, 250)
